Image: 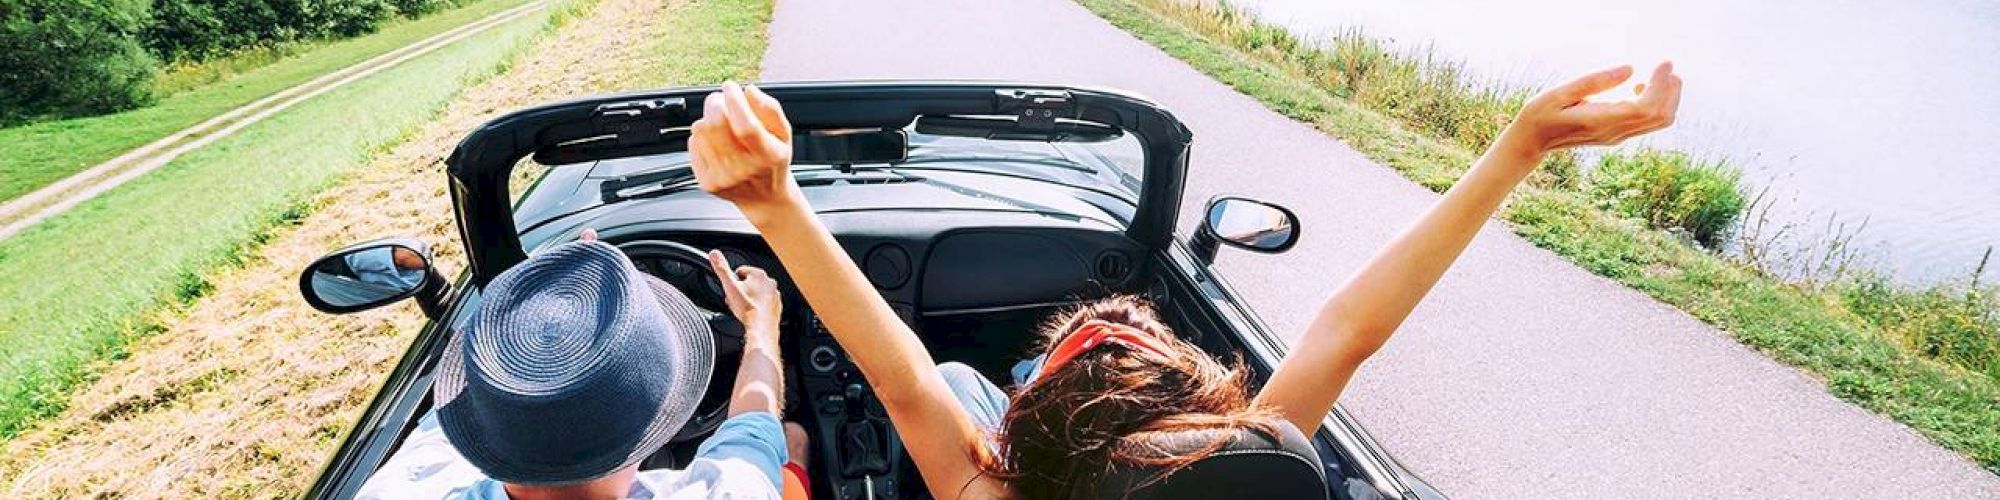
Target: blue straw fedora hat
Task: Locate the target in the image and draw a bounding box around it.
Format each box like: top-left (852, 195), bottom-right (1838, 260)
top-left (434, 240), bottom-right (714, 485)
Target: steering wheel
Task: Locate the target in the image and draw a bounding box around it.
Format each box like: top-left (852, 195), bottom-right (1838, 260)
top-left (615, 239), bottom-right (745, 444)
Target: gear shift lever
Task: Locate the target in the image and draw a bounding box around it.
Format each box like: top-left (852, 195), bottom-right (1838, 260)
top-left (844, 384), bottom-right (867, 421)
top-left (838, 384), bottom-right (891, 479)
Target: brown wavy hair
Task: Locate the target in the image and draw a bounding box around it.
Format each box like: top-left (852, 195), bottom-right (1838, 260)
top-left (981, 295), bottom-right (1274, 499)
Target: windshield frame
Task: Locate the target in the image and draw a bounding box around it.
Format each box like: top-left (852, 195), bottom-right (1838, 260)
top-left (447, 81), bottom-right (1194, 285)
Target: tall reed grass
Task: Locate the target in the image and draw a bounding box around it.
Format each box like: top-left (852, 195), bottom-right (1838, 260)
top-left (1150, 0), bottom-right (1583, 187)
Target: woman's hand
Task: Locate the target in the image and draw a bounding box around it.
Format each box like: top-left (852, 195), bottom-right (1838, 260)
top-left (1501, 61), bottom-right (1682, 159)
top-left (689, 82), bottom-right (799, 217)
top-left (709, 249), bottom-right (782, 335)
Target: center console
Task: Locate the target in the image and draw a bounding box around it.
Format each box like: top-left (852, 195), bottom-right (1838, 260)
top-left (797, 309), bottom-right (914, 500)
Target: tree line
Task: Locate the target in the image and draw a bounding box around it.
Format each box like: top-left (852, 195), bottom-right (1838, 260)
top-left (1, 0), bottom-right (469, 126)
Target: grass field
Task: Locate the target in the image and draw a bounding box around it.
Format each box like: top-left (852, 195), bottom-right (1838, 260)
top-left (1076, 0), bottom-right (2000, 472)
top-left (0, 0), bottom-right (559, 440)
top-left (0, 0), bottom-right (534, 204)
top-left (0, 0), bottom-right (772, 495)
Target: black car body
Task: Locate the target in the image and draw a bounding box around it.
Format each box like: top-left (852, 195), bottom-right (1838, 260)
top-left (298, 81), bottom-right (1445, 500)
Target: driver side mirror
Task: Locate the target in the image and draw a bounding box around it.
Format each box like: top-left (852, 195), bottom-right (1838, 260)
top-left (1190, 196), bottom-right (1300, 264)
top-left (299, 236), bottom-right (451, 318)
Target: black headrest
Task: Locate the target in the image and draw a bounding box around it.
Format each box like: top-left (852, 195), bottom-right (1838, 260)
top-left (1080, 418), bottom-right (1329, 500)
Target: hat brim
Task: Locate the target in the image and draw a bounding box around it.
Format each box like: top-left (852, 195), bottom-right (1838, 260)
top-left (433, 261), bottom-right (716, 485)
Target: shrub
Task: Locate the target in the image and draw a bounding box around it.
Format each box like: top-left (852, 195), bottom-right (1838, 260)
top-left (1588, 149), bottom-right (1746, 247)
top-left (2, 0), bottom-right (469, 125)
top-left (389, 0), bottom-right (470, 18)
top-left (145, 0), bottom-right (398, 62)
top-left (0, 0), bottom-right (159, 124)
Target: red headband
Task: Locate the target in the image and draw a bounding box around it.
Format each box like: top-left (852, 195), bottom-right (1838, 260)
top-left (1036, 319), bottom-right (1175, 381)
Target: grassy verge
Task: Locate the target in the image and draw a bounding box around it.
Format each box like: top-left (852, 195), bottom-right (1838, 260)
top-left (0, 0), bottom-right (561, 439)
top-left (638, 0), bottom-right (774, 87)
top-left (0, 0), bottom-right (533, 204)
top-left (1077, 0), bottom-right (2000, 471)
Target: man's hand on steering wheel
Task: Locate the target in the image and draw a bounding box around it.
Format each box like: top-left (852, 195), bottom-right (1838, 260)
top-left (708, 250), bottom-right (782, 335)
top-left (710, 247), bottom-right (787, 418)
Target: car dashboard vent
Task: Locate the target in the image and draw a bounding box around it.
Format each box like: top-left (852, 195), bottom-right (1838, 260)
top-left (1096, 251), bottom-right (1132, 282)
top-left (796, 171), bottom-right (923, 187)
top-left (864, 244), bottom-right (913, 289)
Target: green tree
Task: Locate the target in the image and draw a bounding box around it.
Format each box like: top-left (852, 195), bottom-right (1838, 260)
top-left (0, 0), bottom-right (159, 124)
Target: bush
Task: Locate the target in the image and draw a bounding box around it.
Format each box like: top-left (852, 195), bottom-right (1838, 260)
top-left (144, 0), bottom-right (399, 62)
top-left (389, 0), bottom-right (470, 18)
top-left (1588, 149), bottom-right (1746, 247)
top-left (0, 0), bottom-right (160, 124)
top-left (2, 0), bottom-right (469, 125)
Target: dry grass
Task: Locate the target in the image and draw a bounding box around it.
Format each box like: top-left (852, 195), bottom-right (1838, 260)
top-left (0, 0), bottom-right (690, 496)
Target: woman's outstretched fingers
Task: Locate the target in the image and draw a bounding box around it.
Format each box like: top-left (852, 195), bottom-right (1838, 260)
top-left (1505, 61), bottom-right (1683, 152)
top-left (1544, 64), bottom-right (1633, 106)
top-left (1650, 61), bottom-right (1683, 123)
top-left (1639, 61), bottom-right (1677, 106)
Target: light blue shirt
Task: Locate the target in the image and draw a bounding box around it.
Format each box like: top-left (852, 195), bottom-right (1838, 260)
top-left (346, 247), bottom-right (427, 289)
top-left (357, 411), bottom-right (788, 499)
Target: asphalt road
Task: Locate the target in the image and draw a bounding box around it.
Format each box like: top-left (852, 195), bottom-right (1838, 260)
top-left (759, 0), bottom-right (2000, 497)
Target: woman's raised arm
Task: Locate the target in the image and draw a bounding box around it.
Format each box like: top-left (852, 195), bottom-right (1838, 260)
top-left (688, 83), bottom-right (1004, 499)
top-left (1254, 63), bottom-right (1683, 434)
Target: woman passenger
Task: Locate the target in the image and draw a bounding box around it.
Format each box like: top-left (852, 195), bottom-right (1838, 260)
top-left (685, 62), bottom-right (1681, 499)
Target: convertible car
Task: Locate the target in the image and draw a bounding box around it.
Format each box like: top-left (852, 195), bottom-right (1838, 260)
top-left (297, 82), bottom-right (1446, 500)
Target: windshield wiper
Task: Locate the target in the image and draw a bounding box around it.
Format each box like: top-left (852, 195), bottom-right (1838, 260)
top-left (600, 168), bottom-right (695, 203)
top-left (895, 154), bottom-right (1097, 175)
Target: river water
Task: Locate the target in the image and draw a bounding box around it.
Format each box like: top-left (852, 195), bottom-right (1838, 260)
top-left (1233, 0), bottom-right (1999, 283)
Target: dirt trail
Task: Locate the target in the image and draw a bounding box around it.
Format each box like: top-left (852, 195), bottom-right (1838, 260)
top-left (0, 0), bottom-right (680, 496)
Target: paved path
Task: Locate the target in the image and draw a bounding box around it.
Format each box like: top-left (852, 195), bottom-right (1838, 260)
top-left (761, 0), bottom-right (2000, 498)
top-left (0, 0), bottom-right (549, 242)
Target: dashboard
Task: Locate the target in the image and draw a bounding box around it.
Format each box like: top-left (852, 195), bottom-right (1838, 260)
top-left (615, 218), bottom-right (1147, 319)
top-left (602, 211), bottom-right (1147, 500)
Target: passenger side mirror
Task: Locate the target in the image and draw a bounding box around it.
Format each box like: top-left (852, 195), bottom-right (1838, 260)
top-left (1190, 196), bottom-right (1300, 264)
top-left (299, 237), bottom-right (450, 318)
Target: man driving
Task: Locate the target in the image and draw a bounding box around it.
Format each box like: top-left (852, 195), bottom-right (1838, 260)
top-left (357, 232), bottom-right (810, 499)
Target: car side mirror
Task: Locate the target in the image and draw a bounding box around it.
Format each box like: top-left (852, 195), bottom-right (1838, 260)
top-left (1191, 196), bottom-right (1300, 264)
top-left (299, 236), bottom-right (450, 318)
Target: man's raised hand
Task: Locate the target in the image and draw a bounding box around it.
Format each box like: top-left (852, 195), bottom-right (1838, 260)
top-left (689, 82), bottom-right (799, 215)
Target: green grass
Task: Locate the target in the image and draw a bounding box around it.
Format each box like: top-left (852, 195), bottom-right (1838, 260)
top-left (1077, 0), bottom-right (2000, 472)
top-left (0, 0), bottom-right (566, 439)
top-left (640, 0), bottom-right (773, 88)
top-left (0, 0), bottom-right (533, 204)
top-left (151, 43), bottom-right (319, 98)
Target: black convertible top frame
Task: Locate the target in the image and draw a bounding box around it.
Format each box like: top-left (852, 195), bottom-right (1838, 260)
top-left (446, 81), bottom-right (1194, 285)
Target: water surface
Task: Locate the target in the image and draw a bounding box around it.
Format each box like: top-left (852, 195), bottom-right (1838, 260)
top-left (1236, 0), bottom-right (2000, 282)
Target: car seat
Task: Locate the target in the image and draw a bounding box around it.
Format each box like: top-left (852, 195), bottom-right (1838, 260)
top-left (1078, 417), bottom-right (1329, 500)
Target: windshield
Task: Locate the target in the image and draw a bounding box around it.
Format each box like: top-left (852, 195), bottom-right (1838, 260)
top-left (897, 129), bottom-right (1148, 203)
top-left (589, 122), bottom-right (1150, 206)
